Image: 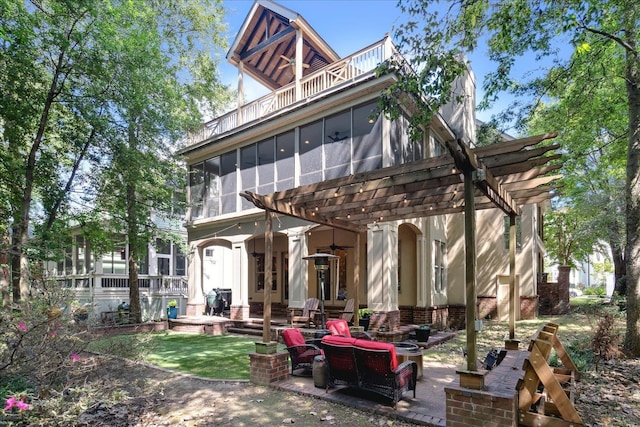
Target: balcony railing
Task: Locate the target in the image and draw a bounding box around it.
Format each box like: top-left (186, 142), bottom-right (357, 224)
top-left (58, 274), bottom-right (188, 296)
top-left (186, 37), bottom-right (395, 147)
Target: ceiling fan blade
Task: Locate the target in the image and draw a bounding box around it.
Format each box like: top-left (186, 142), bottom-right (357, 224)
top-left (280, 55), bottom-right (290, 62)
top-left (302, 63), bottom-right (310, 68)
top-left (278, 63), bottom-right (289, 69)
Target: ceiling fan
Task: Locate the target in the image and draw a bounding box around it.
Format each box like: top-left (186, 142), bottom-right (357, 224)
top-left (327, 131), bottom-right (348, 142)
top-left (330, 228), bottom-right (354, 252)
top-left (278, 54), bottom-right (310, 70)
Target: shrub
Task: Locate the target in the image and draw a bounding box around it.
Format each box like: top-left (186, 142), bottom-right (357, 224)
top-left (591, 312), bottom-right (621, 371)
top-left (583, 286), bottom-right (606, 297)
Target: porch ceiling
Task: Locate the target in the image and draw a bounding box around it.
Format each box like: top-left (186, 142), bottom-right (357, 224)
top-left (240, 133), bottom-right (562, 233)
top-left (227, 1), bottom-right (340, 91)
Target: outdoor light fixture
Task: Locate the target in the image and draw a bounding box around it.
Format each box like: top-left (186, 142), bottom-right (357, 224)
top-left (303, 253), bottom-right (339, 329)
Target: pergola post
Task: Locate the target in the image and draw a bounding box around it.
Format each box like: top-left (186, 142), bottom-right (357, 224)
top-left (353, 232), bottom-right (361, 327)
top-left (464, 170), bottom-right (478, 372)
top-left (262, 210), bottom-right (273, 344)
top-left (456, 169), bottom-right (488, 390)
top-left (505, 213), bottom-right (520, 349)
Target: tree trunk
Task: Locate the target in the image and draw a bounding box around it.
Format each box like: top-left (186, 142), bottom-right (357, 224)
top-left (126, 179), bottom-right (142, 324)
top-left (624, 25), bottom-right (640, 355)
top-left (610, 240), bottom-right (626, 295)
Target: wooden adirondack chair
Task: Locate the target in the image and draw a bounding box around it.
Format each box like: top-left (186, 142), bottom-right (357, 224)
top-left (290, 298), bottom-right (320, 327)
top-left (340, 298), bottom-right (355, 323)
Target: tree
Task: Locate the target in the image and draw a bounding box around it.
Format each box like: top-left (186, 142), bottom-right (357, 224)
top-left (0, 1), bottom-right (231, 321)
top-left (0, 0), bottom-right (110, 302)
top-left (389, 1), bottom-right (640, 355)
top-left (527, 36), bottom-right (627, 291)
top-left (544, 206), bottom-right (601, 268)
top-left (90, 0), bottom-right (231, 323)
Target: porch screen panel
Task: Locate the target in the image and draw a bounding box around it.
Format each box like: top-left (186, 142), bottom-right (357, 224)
top-left (389, 117), bottom-right (403, 166)
top-left (257, 138), bottom-right (275, 194)
top-left (352, 101), bottom-right (382, 173)
top-left (75, 235), bottom-right (87, 274)
top-left (175, 246), bottom-right (186, 276)
top-left (220, 151), bottom-right (237, 214)
top-left (240, 144), bottom-right (257, 210)
top-left (325, 111), bottom-right (351, 180)
top-left (299, 120), bottom-right (323, 185)
top-left (189, 163), bottom-right (204, 219)
top-left (204, 158), bottom-right (220, 217)
top-left (276, 130), bottom-right (295, 191)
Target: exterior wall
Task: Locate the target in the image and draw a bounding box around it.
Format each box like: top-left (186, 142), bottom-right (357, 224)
top-left (447, 204), bottom-right (542, 321)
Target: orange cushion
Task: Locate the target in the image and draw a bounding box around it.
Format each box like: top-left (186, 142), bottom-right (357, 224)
top-left (353, 339), bottom-right (398, 371)
top-left (282, 328), bottom-right (305, 347)
top-left (326, 319), bottom-right (351, 337)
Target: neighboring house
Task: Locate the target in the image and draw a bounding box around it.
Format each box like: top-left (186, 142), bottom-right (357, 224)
top-left (178, 0), bottom-right (555, 329)
top-left (45, 213), bottom-right (188, 322)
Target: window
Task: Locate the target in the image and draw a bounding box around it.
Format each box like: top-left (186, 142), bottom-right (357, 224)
top-left (503, 217), bottom-right (522, 251)
top-left (390, 112), bottom-right (422, 165)
top-left (220, 151), bottom-right (237, 214)
top-left (240, 144), bottom-right (257, 210)
top-left (138, 248), bottom-right (149, 274)
top-left (257, 138), bottom-right (275, 194)
top-left (276, 131), bottom-right (295, 190)
top-left (325, 111), bottom-right (351, 179)
top-left (352, 101), bottom-right (382, 173)
top-left (204, 157), bottom-right (220, 217)
top-left (299, 120), bottom-right (323, 185)
top-left (189, 163), bottom-right (204, 219)
top-left (434, 240), bottom-right (446, 293)
top-left (432, 134), bottom-right (447, 157)
top-left (156, 238), bottom-right (171, 254)
top-left (157, 258), bottom-right (170, 275)
top-left (256, 254), bottom-right (277, 292)
top-left (175, 246), bottom-right (186, 276)
top-left (102, 243), bottom-right (126, 275)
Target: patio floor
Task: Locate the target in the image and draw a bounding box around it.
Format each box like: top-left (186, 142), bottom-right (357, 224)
top-left (273, 358), bottom-right (456, 426)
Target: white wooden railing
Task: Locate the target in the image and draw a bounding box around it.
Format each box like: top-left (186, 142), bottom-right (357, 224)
top-left (185, 37), bottom-right (395, 146)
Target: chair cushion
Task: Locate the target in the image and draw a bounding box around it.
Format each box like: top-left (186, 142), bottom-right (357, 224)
top-left (353, 339), bottom-right (398, 371)
top-left (326, 319), bottom-right (351, 337)
top-left (321, 334), bottom-right (357, 346)
top-left (282, 328), bottom-right (306, 347)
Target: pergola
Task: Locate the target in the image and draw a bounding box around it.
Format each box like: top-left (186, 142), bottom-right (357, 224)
top-left (241, 133), bottom-right (561, 373)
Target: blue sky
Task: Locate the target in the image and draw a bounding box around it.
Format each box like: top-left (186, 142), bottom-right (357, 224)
top-left (218, 0), bottom-right (502, 124)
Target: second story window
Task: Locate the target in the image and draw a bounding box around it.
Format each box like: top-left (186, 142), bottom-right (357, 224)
top-left (300, 120), bottom-right (323, 186)
top-left (503, 217), bottom-right (522, 251)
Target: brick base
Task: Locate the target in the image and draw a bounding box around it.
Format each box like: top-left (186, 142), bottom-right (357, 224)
top-left (249, 351), bottom-right (289, 385)
top-left (445, 386), bottom-right (516, 427)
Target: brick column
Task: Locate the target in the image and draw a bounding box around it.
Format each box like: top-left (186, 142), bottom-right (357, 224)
top-left (249, 352), bottom-right (289, 385)
top-left (445, 386), bottom-right (516, 426)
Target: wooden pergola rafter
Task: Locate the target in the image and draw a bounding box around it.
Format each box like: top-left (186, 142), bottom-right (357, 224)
top-left (241, 132), bottom-right (561, 375)
top-left (241, 133), bottom-right (561, 232)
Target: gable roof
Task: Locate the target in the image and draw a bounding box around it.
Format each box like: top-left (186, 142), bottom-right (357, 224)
top-left (226, 0), bottom-right (340, 90)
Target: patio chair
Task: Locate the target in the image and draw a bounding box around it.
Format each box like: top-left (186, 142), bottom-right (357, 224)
top-left (326, 318), bottom-right (371, 340)
top-left (339, 298), bottom-right (355, 323)
top-left (290, 298), bottom-right (320, 327)
top-left (281, 328), bottom-right (323, 376)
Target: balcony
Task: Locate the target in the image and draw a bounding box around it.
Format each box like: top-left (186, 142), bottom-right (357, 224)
top-left (185, 37), bottom-right (395, 147)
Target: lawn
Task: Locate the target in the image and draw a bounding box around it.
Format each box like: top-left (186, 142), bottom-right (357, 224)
top-left (88, 332), bottom-right (286, 380)
top-left (424, 296), bottom-right (622, 371)
top-left (90, 298), bottom-right (621, 381)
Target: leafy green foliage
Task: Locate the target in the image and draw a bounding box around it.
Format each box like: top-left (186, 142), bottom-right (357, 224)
top-left (393, 0), bottom-right (640, 355)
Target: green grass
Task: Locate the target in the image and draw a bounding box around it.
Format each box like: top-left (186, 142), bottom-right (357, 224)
top-left (89, 332), bottom-right (286, 380)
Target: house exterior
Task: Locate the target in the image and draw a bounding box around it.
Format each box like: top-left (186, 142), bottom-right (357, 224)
top-left (45, 213), bottom-right (188, 322)
top-left (178, 0), bottom-right (550, 329)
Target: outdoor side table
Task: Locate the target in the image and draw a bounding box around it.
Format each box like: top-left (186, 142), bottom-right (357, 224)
top-left (393, 343), bottom-right (424, 380)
